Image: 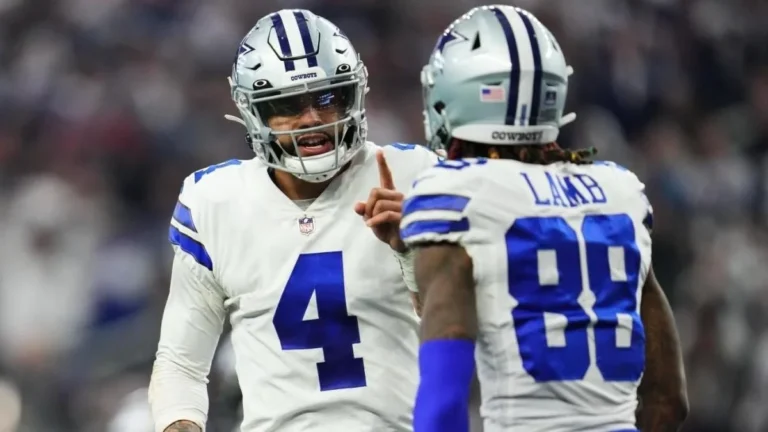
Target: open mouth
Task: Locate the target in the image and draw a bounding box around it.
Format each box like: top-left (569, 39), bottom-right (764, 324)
top-left (296, 133), bottom-right (334, 157)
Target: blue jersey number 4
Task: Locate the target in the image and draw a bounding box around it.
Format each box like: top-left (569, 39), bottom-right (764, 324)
top-left (272, 252), bottom-right (367, 391)
top-left (506, 214), bottom-right (645, 382)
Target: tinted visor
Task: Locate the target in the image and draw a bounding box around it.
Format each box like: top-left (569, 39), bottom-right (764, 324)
top-left (255, 85), bottom-right (355, 121)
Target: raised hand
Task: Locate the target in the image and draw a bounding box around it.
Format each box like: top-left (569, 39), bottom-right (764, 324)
top-left (354, 149), bottom-right (407, 253)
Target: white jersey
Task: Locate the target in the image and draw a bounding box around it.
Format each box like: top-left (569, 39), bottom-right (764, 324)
top-left (149, 142), bottom-right (437, 432)
top-left (401, 158), bottom-right (653, 432)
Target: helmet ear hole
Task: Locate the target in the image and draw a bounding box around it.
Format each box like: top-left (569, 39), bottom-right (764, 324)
top-left (253, 79), bottom-right (272, 90)
top-left (433, 101), bottom-right (446, 114)
top-left (471, 32), bottom-right (481, 50)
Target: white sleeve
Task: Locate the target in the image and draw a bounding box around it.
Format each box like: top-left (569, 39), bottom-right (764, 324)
top-left (148, 251), bottom-right (226, 432)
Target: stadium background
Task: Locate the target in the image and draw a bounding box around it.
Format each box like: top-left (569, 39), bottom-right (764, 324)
top-left (0, 0), bottom-right (767, 430)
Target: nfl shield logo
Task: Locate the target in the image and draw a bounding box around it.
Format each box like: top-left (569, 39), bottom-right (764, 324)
top-left (298, 216), bottom-right (315, 235)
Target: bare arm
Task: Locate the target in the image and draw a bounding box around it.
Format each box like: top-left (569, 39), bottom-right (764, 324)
top-left (636, 267), bottom-right (689, 431)
top-left (412, 242), bottom-right (477, 432)
top-left (149, 253), bottom-right (226, 431)
top-left (416, 243), bottom-right (477, 341)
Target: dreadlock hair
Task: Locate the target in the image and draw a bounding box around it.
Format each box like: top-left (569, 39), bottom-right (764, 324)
top-left (447, 139), bottom-right (597, 165)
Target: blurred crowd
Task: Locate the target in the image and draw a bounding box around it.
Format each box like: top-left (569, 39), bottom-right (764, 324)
top-left (1, 0), bottom-right (767, 431)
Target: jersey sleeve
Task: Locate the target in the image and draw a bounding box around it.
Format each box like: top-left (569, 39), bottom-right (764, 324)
top-left (595, 160), bottom-right (654, 234)
top-left (400, 165), bottom-right (480, 247)
top-left (149, 175), bottom-right (226, 431)
top-left (169, 175), bottom-right (215, 273)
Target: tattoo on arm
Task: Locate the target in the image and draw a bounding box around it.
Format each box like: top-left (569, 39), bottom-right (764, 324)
top-left (637, 268), bottom-right (688, 431)
top-left (164, 420), bottom-right (202, 432)
top-left (414, 243), bottom-right (477, 342)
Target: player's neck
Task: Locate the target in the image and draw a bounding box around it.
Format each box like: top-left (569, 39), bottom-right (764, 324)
top-left (272, 169), bottom-right (334, 200)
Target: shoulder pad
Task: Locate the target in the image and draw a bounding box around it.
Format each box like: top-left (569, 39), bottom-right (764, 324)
top-left (409, 158), bottom-right (488, 190)
top-left (180, 159), bottom-right (250, 202)
top-left (386, 142), bottom-right (419, 151)
top-left (591, 160), bottom-right (647, 196)
top-left (592, 160), bottom-right (631, 172)
top-left (169, 159), bottom-right (246, 272)
top-left (400, 158), bottom-right (485, 246)
top-left (381, 142), bottom-right (439, 162)
top-left (183, 159), bottom-right (244, 189)
top-left (592, 160), bottom-right (643, 185)
top-left (593, 160), bottom-right (652, 231)
top-left (379, 143), bottom-right (440, 190)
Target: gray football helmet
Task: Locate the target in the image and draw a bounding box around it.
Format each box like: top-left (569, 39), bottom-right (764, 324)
top-left (227, 9), bottom-right (368, 183)
top-left (421, 5), bottom-right (576, 152)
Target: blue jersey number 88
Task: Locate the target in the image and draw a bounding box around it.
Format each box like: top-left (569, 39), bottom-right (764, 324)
top-left (506, 214), bottom-right (645, 382)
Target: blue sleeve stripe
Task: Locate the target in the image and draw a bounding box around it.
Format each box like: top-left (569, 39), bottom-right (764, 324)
top-left (169, 226), bottom-right (213, 271)
top-left (172, 201), bottom-right (197, 233)
top-left (401, 218), bottom-right (470, 240)
top-left (403, 194), bottom-right (470, 216)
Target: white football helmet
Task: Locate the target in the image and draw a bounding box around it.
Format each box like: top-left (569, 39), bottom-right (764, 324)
top-left (421, 5), bottom-right (576, 151)
top-left (227, 9), bottom-right (368, 183)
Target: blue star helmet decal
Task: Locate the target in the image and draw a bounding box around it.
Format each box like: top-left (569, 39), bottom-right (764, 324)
top-left (435, 29), bottom-right (468, 53)
top-left (238, 42), bottom-right (255, 56)
top-left (333, 27), bottom-right (349, 40)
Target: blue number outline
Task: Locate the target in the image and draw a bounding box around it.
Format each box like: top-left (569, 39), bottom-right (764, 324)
top-left (272, 251), bottom-right (367, 391)
top-left (505, 214), bottom-right (644, 383)
top-left (435, 158), bottom-right (487, 170)
top-left (193, 159), bottom-right (242, 183)
top-left (389, 142), bottom-right (417, 151)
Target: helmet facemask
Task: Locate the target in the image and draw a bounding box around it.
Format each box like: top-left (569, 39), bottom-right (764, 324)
top-left (421, 66), bottom-right (452, 153)
top-left (228, 63), bottom-right (368, 183)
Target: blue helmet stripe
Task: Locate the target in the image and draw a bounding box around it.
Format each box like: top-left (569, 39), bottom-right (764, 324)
top-left (517, 10), bottom-right (542, 126)
top-left (293, 11), bottom-right (318, 68)
top-left (271, 13), bottom-right (295, 71)
top-left (491, 7), bottom-right (520, 126)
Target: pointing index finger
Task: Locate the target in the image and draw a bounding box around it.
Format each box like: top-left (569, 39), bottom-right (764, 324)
top-left (376, 149), bottom-right (395, 190)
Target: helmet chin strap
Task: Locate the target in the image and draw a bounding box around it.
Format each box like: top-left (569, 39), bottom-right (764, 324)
top-left (225, 109), bottom-right (351, 182)
top-left (225, 77), bottom-right (248, 128)
top-left (282, 145), bottom-right (348, 183)
top-left (560, 112), bottom-right (577, 127)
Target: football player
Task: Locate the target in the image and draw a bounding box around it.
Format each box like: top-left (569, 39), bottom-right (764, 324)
top-left (400, 6), bottom-right (689, 432)
top-left (148, 9), bottom-right (436, 432)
